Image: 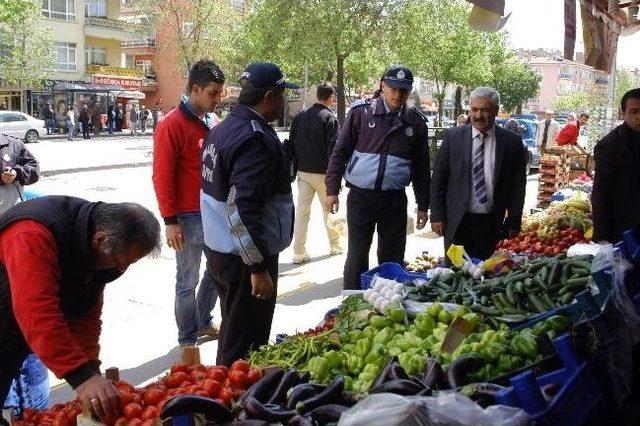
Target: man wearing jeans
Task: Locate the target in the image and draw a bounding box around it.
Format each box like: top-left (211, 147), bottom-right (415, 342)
top-left (290, 83), bottom-right (341, 264)
top-left (152, 60), bottom-right (225, 346)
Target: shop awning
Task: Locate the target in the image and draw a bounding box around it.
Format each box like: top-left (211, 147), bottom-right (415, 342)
top-left (52, 82), bottom-right (126, 93)
top-left (112, 90), bottom-right (145, 100)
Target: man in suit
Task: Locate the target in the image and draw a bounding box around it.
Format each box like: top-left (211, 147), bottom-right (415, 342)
top-left (430, 86), bottom-right (527, 260)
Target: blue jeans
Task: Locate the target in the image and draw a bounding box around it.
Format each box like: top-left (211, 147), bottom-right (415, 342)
top-left (66, 120), bottom-right (73, 140)
top-left (3, 355), bottom-right (50, 417)
top-left (175, 213), bottom-right (218, 345)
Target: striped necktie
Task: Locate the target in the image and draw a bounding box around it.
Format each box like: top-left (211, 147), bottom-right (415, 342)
top-left (472, 132), bottom-right (488, 204)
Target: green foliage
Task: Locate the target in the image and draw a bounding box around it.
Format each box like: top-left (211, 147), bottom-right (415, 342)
top-left (0, 0), bottom-right (55, 89)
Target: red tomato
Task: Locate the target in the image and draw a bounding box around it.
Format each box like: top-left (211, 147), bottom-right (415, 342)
top-left (170, 363), bottom-right (189, 374)
top-left (131, 393), bottom-right (143, 406)
top-left (143, 388), bottom-right (165, 407)
top-left (119, 391), bottom-right (134, 409)
top-left (207, 368), bottom-right (227, 382)
top-left (229, 370), bottom-right (248, 389)
top-left (123, 403), bottom-right (143, 420)
top-left (231, 360), bottom-right (250, 373)
top-left (219, 388), bottom-right (235, 407)
top-left (100, 414), bottom-right (119, 426)
top-left (141, 406), bottom-right (159, 421)
top-left (195, 390), bottom-right (210, 397)
top-left (115, 381), bottom-right (136, 394)
top-left (189, 364), bottom-right (207, 373)
top-left (128, 419), bottom-right (143, 426)
top-left (246, 369), bottom-right (262, 385)
top-left (190, 370), bottom-right (207, 382)
top-left (202, 379), bottom-right (222, 398)
top-left (166, 371), bottom-right (189, 388)
top-left (157, 397), bottom-right (170, 411)
top-left (180, 381), bottom-right (193, 389)
top-left (114, 417), bottom-right (128, 426)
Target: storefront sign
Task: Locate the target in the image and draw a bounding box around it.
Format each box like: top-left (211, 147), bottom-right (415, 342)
top-left (92, 76), bottom-right (142, 90)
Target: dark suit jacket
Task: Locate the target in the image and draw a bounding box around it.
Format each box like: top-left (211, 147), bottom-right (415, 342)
top-left (430, 123), bottom-right (527, 247)
top-left (592, 123), bottom-right (640, 243)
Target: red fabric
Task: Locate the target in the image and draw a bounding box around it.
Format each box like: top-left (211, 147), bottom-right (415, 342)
top-left (556, 122), bottom-right (579, 146)
top-left (0, 220), bottom-right (101, 378)
top-left (152, 107), bottom-right (208, 219)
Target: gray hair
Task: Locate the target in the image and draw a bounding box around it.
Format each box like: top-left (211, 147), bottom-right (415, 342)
top-left (567, 112), bottom-right (577, 121)
top-left (470, 87), bottom-right (501, 109)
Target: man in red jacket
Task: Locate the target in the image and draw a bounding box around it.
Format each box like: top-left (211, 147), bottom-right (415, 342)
top-left (152, 59), bottom-right (225, 346)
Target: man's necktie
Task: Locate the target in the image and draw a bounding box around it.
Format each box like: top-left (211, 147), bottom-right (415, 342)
top-left (473, 133), bottom-right (488, 204)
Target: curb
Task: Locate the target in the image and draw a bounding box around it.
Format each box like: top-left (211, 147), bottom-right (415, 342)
top-left (41, 161), bottom-right (153, 177)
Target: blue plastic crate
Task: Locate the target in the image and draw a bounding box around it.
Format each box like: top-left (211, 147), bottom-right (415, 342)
top-left (494, 334), bottom-right (602, 426)
top-left (360, 262), bottom-right (430, 290)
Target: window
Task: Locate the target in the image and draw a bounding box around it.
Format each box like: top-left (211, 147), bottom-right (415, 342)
top-left (42, 0), bottom-right (76, 21)
top-left (85, 0), bottom-right (107, 17)
top-left (0, 113), bottom-right (27, 122)
top-left (55, 42), bottom-right (77, 71)
top-left (136, 60), bottom-right (152, 76)
top-left (125, 55), bottom-right (135, 69)
top-left (85, 46), bottom-right (107, 65)
top-left (182, 21), bottom-right (194, 38)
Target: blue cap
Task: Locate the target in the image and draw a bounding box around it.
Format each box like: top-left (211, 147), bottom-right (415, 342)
top-left (240, 62), bottom-right (299, 89)
top-left (383, 66), bottom-right (413, 90)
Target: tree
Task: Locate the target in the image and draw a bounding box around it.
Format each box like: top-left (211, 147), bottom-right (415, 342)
top-left (0, 0), bottom-right (55, 91)
top-left (239, 0), bottom-right (407, 122)
top-left (615, 69), bottom-right (637, 114)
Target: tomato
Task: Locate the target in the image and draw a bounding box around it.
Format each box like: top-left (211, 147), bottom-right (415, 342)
top-left (143, 388), bottom-right (165, 407)
top-left (100, 414), bottom-right (119, 426)
top-left (114, 417), bottom-right (128, 426)
top-left (115, 381), bottom-right (136, 394)
top-left (123, 403), bottom-right (143, 420)
top-left (141, 406), bottom-right (159, 421)
top-left (247, 369), bottom-right (262, 385)
top-left (214, 398), bottom-right (226, 407)
top-left (190, 370), bottom-right (207, 382)
top-left (223, 378), bottom-right (231, 388)
top-left (131, 393), bottom-right (143, 405)
top-left (231, 360), bottom-right (250, 373)
top-left (219, 388), bottom-right (235, 407)
top-left (202, 379), bottom-right (222, 398)
top-left (189, 364), bottom-right (207, 373)
top-left (166, 371), bottom-right (189, 388)
top-left (228, 370), bottom-right (247, 389)
top-left (195, 390), bottom-right (210, 397)
top-left (128, 419), bottom-right (143, 426)
top-left (207, 368), bottom-right (227, 382)
top-left (170, 363), bottom-right (189, 374)
top-left (118, 391), bottom-right (134, 409)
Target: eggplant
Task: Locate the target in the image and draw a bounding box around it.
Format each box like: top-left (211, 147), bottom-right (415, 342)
top-left (267, 368), bottom-right (299, 404)
top-left (423, 357), bottom-right (447, 389)
top-left (287, 415), bottom-right (315, 426)
top-left (389, 363), bottom-right (410, 381)
top-left (447, 355), bottom-right (484, 389)
top-left (295, 376), bottom-right (345, 414)
top-left (297, 371), bottom-right (311, 384)
top-left (286, 383), bottom-right (326, 410)
top-left (337, 391), bottom-right (359, 408)
top-left (244, 396), bottom-right (297, 423)
top-left (308, 404), bottom-right (349, 424)
top-left (415, 387), bottom-right (432, 396)
top-left (239, 368), bottom-right (284, 406)
top-left (160, 395), bottom-right (233, 423)
top-left (369, 379), bottom-right (425, 396)
top-left (462, 383), bottom-right (506, 408)
top-left (371, 356), bottom-right (398, 389)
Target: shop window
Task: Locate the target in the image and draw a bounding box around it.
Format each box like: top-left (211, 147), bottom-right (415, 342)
top-left (42, 0), bottom-right (75, 21)
top-left (85, 46), bottom-right (108, 65)
top-left (55, 42), bottom-right (77, 71)
top-left (136, 60), bottom-right (152, 76)
top-left (85, 0), bottom-right (107, 17)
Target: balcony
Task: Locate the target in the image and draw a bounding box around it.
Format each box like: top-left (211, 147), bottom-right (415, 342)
top-left (85, 16), bottom-right (147, 41)
top-left (122, 37), bottom-right (156, 48)
top-left (87, 65), bottom-right (144, 78)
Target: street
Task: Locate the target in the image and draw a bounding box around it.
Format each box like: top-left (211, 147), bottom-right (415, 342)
top-left (24, 135), bottom-right (539, 402)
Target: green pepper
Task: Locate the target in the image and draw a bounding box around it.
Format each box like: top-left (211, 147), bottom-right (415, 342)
top-left (365, 343), bottom-right (387, 366)
top-left (307, 356), bottom-right (330, 382)
top-left (414, 314), bottom-right (436, 337)
top-left (373, 327), bottom-right (394, 345)
top-left (347, 354), bottom-right (365, 375)
top-left (355, 337), bottom-right (372, 357)
top-left (509, 333), bottom-right (537, 360)
top-left (388, 346), bottom-right (402, 356)
top-left (462, 312), bottom-right (481, 329)
top-left (344, 376), bottom-right (354, 391)
top-left (427, 303), bottom-right (443, 318)
top-left (370, 315), bottom-right (392, 329)
top-left (361, 326), bottom-right (376, 340)
top-left (497, 354), bottom-right (523, 374)
top-left (432, 328), bottom-right (447, 341)
top-left (398, 353), bottom-right (423, 376)
top-left (393, 323), bottom-right (406, 333)
top-left (348, 329), bottom-right (363, 342)
top-left (385, 303), bottom-right (406, 323)
top-left (324, 350), bottom-right (343, 369)
top-left (362, 363), bottom-right (380, 376)
top-left (481, 330), bottom-right (497, 343)
top-left (479, 342), bottom-right (507, 362)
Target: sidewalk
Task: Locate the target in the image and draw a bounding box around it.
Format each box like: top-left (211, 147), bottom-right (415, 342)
top-left (40, 131), bottom-right (153, 142)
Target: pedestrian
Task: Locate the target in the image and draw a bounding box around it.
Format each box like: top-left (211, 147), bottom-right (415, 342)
top-left (79, 104), bottom-right (91, 140)
top-left (152, 103), bottom-right (159, 130)
top-left (430, 86), bottom-right (527, 260)
top-left (555, 112), bottom-right (580, 146)
top-left (152, 59), bottom-right (224, 348)
top-left (65, 107), bottom-right (75, 141)
top-left (0, 133), bottom-right (39, 215)
top-left (115, 103), bottom-right (123, 132)
top-left (129, 104), bottom-right (138, 134)
top-left (0, 103), bottom-right (7, 111)
top-left (140, 105), bottom-right (149, 133)
top-left (200, 62), bottom-right (297, 365)
top-left (50, 106), bottom-right (57, 135)
top-left (456, 113), bottom-right (468, 127)
top-left (504, 118), bottom-right (521, 135)
top-left (591, 88), bottom-right (640, 243)
top-left (42, 104), bottom-right (53, 135)
top-left (107, 105), bottom-right (115, 134)
top-left (290, 82), bottom-right (341, 264)
top-left (92, 105), bottom-right (101, 135)
top-left (536, 109), bottom-right (561, 154)
top-left (325, 66), bottom-right (431, 291)
top-left (0, 195), bottom-right (161, 419)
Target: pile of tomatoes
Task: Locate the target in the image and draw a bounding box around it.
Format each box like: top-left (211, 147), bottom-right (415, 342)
top-left (496, 228), bottom-right (588, 257)
top-left (15, 360), bottom-right (262, 426)
top-left (299, 314), bottom-right (335, 337)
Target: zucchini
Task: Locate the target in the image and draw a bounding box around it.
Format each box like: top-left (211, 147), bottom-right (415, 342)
top-left (527, 293), bottom-right (549, 313)
top-left (506, 283), bottom-right (517, 305)
top-left (515, 281), bottom-right (524, 293)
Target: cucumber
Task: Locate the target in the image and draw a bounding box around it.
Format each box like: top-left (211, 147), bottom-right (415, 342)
top-left (480, 295), bottom-right (488, 305)
top-left (568, 260), bottom-right (592, 270)
top-left (559, 291), bottom-right (575, 305)
top-left (539, 266), bottom-right (549, 283)
top-left (571, 268), bottom-right (591, 277)
top-left (505, 272), bottom-right (530, 285)
top-left (566, 276), bottom-right (589, 286)
top-left (541, 293), bottom-right (557, 310)
top-left (527, 293), bottom-right (549, 313)
top-left (500, 306), bottom-right (528, 315)
top-left (479, 306), bottom-right (502, 316)
top-left (547, 262), bottom-right (560, 286)
top-left (497, 293), bottom-right (512, 308)
top-left (560, 264), bottom-right (569, 286)
top-left (515, 281), bottom-right (524, 293)
top-left (506, 283), bottom-right (517, 305)
top-left (524, 277), bottom-right (534, 288)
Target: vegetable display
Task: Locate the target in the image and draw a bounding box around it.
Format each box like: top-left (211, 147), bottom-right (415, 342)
top-left (405, 252), bottom-right (442, 273)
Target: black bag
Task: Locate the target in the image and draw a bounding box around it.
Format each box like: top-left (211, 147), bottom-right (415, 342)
top-left (282, 138), bottom-right (297, 182)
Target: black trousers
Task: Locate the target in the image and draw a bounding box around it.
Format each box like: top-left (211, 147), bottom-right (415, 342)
top-left (204, 248), bottom-right (278, 366)
top-left (81, 121), bottom-right (90, 139)
top-left (0, 348), bottom-right (29, 405)
top-left (451, 212), bottom-right (502, 260)
top-left (343, 188), bottom-right (407, 290)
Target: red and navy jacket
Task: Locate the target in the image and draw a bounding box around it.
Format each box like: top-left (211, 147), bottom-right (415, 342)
top-left (325, 97), bottom-right (431, 211)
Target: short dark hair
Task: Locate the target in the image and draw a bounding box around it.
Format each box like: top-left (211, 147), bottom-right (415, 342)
top-left (579, 112), bottom-right (589, 119)
top-left (90, 202), bottom-right (161, 258)
top-left (187, 59), bottom-right (225, 93)
top-left (238, 79), bottom-right (283, 106)
top-left (316, 83), bottom-right (335, 101)
top-left (621, 88), bottom-right (640, 112)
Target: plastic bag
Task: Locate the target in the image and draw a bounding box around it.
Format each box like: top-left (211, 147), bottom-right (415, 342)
top-left (338, 392), bottom-right (530, 426)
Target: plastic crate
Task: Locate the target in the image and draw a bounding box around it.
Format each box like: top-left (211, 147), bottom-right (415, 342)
top-left (494, 334), bottom-right (602, 426)
top-left (360, 262), bottom-right (430, 290)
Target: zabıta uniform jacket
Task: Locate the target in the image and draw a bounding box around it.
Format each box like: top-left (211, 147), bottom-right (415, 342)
top-left (200, 105), bottom-right (294, 272)
top-left (325, 97), bottom-right (430, 211)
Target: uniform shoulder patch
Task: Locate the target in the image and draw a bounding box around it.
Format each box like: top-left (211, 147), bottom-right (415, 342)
top-left (410, 106), bottom-right (429, 124)
top-left (250, 119), bottom-right (264, 133)
top-left (349, 98), bottom-right (371, 109)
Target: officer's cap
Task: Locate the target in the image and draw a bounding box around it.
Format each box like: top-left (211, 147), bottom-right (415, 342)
top-left (383, 66), bottom-right (413, 90)
top-left (240, 62), bottom-right (299, 90)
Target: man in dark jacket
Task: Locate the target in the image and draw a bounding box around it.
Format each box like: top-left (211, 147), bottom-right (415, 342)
top-left (592, 88), bottom-right (640, 243)
top-left (79, 104), bottom-right (91, 139)
top-left (0, 133), bottom-right (39, 215)
top-left (290, 83), bottom-right (341, 264)
top-left (325, 66), bottom-right (430, 290)
top-left (0, 196), bottom-right (160, 419)
top-left (201, 62), bottom-right (297, 365)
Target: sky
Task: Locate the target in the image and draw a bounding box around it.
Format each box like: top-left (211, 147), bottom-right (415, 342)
top-left (503, 0), bottom-right (640, 69)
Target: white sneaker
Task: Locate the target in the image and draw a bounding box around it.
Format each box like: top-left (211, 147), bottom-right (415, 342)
top-left (293, 254), bottom-right (310, 264)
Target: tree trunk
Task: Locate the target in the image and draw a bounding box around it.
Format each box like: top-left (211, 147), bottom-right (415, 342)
top-left (336, 54), bottom-right (346, 124)
top-left (516, 104), bottom-right (523, 114)
top-left (454, 85), bottom-right (462, 118)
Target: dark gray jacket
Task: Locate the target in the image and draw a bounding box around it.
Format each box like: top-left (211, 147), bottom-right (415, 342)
top-left (289, 104), bottom-right (339, 174)
top-left (0, 134), bottom-right (39, 214)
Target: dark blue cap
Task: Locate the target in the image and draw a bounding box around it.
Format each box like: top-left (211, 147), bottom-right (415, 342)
top-left (240, 62), bottom-right (299, 89)
top-left (383, 66), bottom-right (413, 90)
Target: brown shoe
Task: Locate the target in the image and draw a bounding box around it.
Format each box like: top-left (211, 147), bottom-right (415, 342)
top-left (197, 325), bottom-right (220, 339)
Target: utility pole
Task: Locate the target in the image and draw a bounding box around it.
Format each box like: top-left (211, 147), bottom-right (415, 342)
top-left (605, 49), bottom-right (617, 132)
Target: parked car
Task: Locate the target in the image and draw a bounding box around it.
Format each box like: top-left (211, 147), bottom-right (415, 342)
top-left (496, 117), bottom-right (539, 174)
top-left (0, 111), bottom-right (46, 143)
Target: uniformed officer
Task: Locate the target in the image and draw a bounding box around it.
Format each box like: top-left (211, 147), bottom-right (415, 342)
top-left (200, 62), bottom-right (297, 365)
top-left (325, 66), bottom-right (430, 290)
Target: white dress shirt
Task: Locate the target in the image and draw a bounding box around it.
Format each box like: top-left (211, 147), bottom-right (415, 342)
top-left (468, 125), bottom-right (496, 214)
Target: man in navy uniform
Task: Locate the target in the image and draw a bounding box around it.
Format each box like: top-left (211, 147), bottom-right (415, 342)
top-left (325, 66), bottom-right (430, 290)
top-left (200, 63), bottom-right (298, 365)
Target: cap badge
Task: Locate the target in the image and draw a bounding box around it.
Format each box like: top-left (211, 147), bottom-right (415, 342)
top-left (368, 120), bottom-right (376, 128)
top-left (405, 127), bottom-right (413, 137)
top-left (276, 77), bottom-right (285, 85)
top-left (397, 70), bottom-right (405, 79)
top-left (241, 71), bottom-right (251, 79)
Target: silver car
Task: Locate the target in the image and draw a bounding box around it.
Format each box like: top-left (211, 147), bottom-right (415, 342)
top-left (0, 111), bottom-right (46, 143)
